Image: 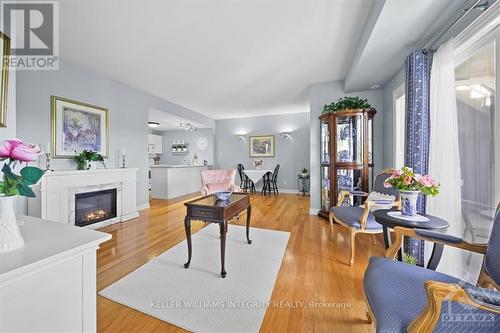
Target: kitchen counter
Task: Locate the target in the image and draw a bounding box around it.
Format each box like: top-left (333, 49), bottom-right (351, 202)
top-left (150, 165), bottom-right (211, 199)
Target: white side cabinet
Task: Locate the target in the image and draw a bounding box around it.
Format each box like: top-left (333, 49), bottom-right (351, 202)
top-left (148, 134), bottom-right (163, 154)
top-left (0, 216), bottom-right (110, 332)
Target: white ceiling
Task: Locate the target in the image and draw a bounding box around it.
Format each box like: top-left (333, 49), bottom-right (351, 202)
top-left (59, 0), bottom-right (374, 119)
top-left (345, 0), bottom-right (470, 92)
top-left (59, 0), bottom-right (478, 119)
top-left (148, 109), bottom-right (210, 131)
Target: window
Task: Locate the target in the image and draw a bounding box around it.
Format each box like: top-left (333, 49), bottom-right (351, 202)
top-left (393, 84), bottom-right (406, 169)
top-left (455, 35), bottom-right (497, 278)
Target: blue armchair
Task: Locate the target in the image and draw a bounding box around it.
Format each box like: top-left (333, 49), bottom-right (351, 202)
top-left (364, 204), bottom-right (500, 332)
top-left (330, 169), bottom-right (400, 266)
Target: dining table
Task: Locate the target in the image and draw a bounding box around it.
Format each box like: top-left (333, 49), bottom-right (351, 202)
top-left (242, 169), bottom-right (273, 185)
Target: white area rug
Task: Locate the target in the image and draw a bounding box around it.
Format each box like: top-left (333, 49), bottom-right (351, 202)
top-left (99, 224), bottom-right (290, 333)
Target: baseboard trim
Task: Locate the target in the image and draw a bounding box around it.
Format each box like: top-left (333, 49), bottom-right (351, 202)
top-left (137, 202), bottom-right (150, 211)
top-left (278, 189), bottom-right (301, 194)
top-left (309, 208), bottom-right (320, 215)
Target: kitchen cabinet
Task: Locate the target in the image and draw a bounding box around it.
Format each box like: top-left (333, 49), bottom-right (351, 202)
top-left (148, 134), bottom-right (163, 154)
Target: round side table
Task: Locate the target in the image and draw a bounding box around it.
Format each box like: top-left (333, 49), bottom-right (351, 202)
top-left (373, 209), bottom-right (449, 270)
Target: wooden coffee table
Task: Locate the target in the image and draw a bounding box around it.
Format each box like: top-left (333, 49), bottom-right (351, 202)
top-left (183, 192), bottom-right (252, 278)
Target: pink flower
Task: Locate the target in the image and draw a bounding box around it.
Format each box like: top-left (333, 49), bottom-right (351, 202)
top-left (403, 175), bottom-right (412, 185)
top-left (391, 169), bottom-right (401, 178)
top-left (419, 175), bottom-right (438, 187)
top-left (383, 181), bottom-right (392, 188)
top-left (11, 142), bottom-right (40, 162)
top-left (0, 138), bottom-right (40, 162)
top-left (0, 138), bottom-right (23, 158)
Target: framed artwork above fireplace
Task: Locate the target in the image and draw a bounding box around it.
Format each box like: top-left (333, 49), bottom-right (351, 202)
top-left (51, 96), bottom-right (109, 158)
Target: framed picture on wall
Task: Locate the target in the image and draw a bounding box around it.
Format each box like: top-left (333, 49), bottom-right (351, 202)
top-left (51, 96), bottom-right (109, 158)
top-left (0, 31), bottom-right (10, 127)
top-left (249, 135), bottom-right (275, 158)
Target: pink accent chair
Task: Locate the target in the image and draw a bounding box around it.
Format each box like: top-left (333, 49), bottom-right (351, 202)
top-left (200, 169), bottom-right (241, 196)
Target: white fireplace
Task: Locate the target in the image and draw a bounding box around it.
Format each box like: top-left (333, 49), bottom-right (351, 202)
top-left (28, 168), bottom-right (139, 229)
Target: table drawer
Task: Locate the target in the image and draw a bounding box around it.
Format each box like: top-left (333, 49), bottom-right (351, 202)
top-left (190, 207), bottom-right (220, 220)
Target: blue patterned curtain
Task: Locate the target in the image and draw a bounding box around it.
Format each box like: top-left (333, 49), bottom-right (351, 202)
top-left (405, 50), bottom-right (433, 266)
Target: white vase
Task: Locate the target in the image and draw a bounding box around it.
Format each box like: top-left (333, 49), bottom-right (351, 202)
top-left (400, 190), bottom-right (420, 217)
top-left (0, 196), bottom-right (24, 252)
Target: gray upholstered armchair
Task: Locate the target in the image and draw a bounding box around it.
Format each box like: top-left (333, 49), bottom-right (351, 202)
top-left (330, 169), bottom-right (400, 266)
top-left (364, 204), bottom-right (500, 332)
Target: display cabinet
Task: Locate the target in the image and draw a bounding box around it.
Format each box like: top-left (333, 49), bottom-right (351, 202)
top-left (318, 108), bottom-right (376, 218)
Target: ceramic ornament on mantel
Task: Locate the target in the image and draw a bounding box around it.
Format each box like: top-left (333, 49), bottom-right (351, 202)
top-left (0, 138), bottom-right (45, 252)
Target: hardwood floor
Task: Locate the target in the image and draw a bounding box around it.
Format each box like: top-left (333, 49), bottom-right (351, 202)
top-left (97, 193), bottom-right (381, 332)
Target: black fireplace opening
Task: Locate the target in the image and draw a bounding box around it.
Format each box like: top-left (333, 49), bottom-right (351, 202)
top-left (75, 189), bottom-right (117, 227)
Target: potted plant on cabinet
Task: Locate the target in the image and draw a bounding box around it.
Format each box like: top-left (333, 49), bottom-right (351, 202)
top-left (301, 168), bottom-right (308, 178)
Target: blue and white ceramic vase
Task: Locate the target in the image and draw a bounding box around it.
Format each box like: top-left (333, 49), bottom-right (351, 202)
top-left (400, 190), bottom-right (419, 217)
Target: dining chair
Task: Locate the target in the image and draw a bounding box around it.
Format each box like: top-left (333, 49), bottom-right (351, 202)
top-left (262, 164), bottom-right (280, 195)
top-left (329, 169), bottom-right (400, 266)
top-left (237, 163), bottom-right (247, 190)
top-left (364, 203), bottom-right (500, 332)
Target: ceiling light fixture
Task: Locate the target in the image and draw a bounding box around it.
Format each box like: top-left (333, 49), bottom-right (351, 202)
top-left (148, 121), bottom-right (160, 128)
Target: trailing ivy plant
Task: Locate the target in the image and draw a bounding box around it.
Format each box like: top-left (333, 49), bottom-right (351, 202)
top-left (323, 96), bottom-right (372, 113)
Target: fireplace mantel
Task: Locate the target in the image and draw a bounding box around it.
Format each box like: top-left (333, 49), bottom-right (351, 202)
top-left (28, 168), bottom-right (139, 228)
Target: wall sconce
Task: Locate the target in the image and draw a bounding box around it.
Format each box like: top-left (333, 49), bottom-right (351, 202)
top-left (237, 135), bottom-right (245, 141)
top-left (281, 132), bottom-right (291, 139)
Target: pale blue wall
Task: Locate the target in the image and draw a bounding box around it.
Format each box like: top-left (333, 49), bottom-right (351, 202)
top-left (160, 128), bottom-right (214, 165)
top-left (215, 113), bottom-right (310, 191)
top-left (16, 60), bottom-right (212, 209)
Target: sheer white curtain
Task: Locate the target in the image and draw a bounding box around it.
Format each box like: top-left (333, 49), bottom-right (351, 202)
top-left (427, 39), bottom-right (463, 279)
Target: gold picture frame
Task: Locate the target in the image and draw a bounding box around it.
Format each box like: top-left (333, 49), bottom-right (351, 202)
top-left (249, 135), bottom-right (275, 158)
top-left (51, 96), bottom-right (109, 158)
top-left (0, 31), bottom-right (10, 127)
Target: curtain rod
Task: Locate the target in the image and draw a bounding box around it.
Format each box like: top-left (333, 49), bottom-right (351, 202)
top-left (426, 0), bottom-right (484, 52)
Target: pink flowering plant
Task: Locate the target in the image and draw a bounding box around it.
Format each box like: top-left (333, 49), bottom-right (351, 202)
top-left (0, 139), bottom-right (45, 197)
top-left (384, 167), bottom-right (440, 196)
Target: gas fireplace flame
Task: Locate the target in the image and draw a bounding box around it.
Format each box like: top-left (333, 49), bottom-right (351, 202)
top-left (84, 209), bottom-right (111, 222)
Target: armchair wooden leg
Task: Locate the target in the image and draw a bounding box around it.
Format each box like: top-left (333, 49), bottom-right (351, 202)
top-left (329, 212), bottom-right (334, 240)
top-left (366, 311), bottom-right (373, 324)
top-left (349, 229), bottom-right (356, 266)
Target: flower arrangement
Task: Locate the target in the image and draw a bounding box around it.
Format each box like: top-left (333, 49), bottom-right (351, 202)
top-left (384, 167), bottom-right (440, 196)
top-left (384, 167), bottom-right (440, 217)
top-left (323, 96), bottom-right (372, 113)
top-left (73, 150), bottom-right (105, 170)
top-left (0, 139), bottom-right (45, 197)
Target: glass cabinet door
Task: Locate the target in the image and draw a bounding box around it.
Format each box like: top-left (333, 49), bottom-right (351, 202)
top-left (336, 168), bottom-right (363, 192)
top-left (321, 120), bottom-right (330, 165)
top-left (321, 166), bottom-right (331, 211)
top-left (336, 115), bottom-right (364, 163)
top-left (368, 117), bottom-right (373, 164)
